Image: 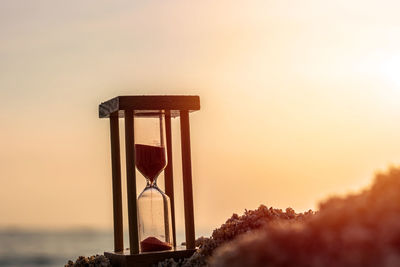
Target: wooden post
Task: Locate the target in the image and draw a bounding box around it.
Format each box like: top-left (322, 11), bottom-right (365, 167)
top-left (124, 110), bottom-right (139, 254)
top-left (110, 115), bottom-right (124, 252)
top-left (164, 110), bottom-right (176, 247)
top-left (180, 110), bottom-right (196, 249)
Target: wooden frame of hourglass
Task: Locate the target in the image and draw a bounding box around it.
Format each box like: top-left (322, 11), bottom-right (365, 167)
top-left (99, 95), bottom-right (200, 267)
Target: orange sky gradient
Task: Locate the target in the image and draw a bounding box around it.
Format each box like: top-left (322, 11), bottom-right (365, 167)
top-left (1, 0), bottom-right (400, 239)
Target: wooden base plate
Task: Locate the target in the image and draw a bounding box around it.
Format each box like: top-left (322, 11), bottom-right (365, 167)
top-left (104, 247), bottom-right (197, 267)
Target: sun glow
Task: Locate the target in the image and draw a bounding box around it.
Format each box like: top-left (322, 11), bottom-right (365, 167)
top-left (379, 54), bottom-right (400, 87)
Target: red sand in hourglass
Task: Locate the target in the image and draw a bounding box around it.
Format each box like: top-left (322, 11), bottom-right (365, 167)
top-left (135, 144), bottom-right (166, 182)
top-left (140, 237), bottom-right (172, 252)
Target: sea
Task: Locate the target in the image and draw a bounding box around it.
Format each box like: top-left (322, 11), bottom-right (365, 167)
top-left (0, 229), bottom-right (204, 267)
top-left (0, 229), bottom-right (114, 267)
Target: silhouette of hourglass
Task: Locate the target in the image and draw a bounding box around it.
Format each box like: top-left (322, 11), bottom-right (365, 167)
top-left (135, 112), bottom-right (174, 252)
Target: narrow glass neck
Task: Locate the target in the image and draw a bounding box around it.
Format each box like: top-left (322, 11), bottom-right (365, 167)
top-left (146, 178), bottom-right (158, 187)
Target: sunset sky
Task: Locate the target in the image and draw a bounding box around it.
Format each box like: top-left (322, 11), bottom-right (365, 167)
top-left (1, 0), bottom-right (400, 240)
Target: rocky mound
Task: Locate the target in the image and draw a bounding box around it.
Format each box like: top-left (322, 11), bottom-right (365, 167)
top-left (211, 167), bottom-right (400, 267)
top-left (65, 255), bottom-right (111, 267)
top-left (157, 206), bottom-right (314, 266)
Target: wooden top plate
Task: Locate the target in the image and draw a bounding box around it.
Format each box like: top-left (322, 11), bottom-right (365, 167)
top-left (99, 95), bottom-right (200, 118)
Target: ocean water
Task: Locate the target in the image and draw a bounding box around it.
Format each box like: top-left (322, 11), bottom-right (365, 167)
top-left (0, 229), bottom-right (199, 267)
top-left (0, 229), bottom-right (114, 267)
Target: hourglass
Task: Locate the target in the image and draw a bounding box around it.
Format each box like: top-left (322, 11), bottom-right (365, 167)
top-left (100, 95), bottom-right (200, 267)
top-left (135, 113), bottom-right (173, 252)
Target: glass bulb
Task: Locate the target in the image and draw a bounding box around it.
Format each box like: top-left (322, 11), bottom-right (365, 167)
top-left (134, 112), bottom-right (174, 252)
